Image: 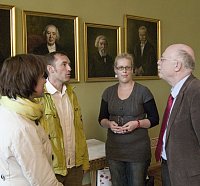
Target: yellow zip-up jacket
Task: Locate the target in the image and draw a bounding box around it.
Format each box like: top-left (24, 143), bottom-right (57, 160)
top-left (39, 83), bottom-right (89, 176)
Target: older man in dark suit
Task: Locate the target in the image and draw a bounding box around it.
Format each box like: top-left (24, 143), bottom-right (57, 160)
top-left (33, 24), bottom-right (64, 55)
top-left (133, 26), bottom-right (157, 76)
top-left (156, 43), bottom-right (200, 186)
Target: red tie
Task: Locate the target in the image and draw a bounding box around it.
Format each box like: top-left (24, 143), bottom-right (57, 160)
top-left (155, 94), bottom-right (174, 162)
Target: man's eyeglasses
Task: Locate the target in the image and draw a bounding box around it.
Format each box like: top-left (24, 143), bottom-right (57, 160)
top-left (159, 57), bottom-right (177, 63)
top-left (115, 66), bottom-right (133, 71)
top-left (159, 57), bottom-right (167, 62)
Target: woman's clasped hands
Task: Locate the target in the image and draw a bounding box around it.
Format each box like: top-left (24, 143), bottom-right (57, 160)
top-left (109, 120), bottom-right (139, 134)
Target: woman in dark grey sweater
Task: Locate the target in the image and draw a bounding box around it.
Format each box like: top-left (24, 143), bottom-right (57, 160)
top-left (98, 53), bottom-right (159, 186)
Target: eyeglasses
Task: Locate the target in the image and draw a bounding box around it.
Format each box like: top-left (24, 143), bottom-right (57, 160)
top-left (159, 57), bottom-right (167, 62)
top-left (159, 57), bottom-right (177, 63)
top-left (115, 66), bottom-right (133, 71)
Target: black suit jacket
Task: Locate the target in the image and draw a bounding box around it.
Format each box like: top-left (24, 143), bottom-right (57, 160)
top-left (133, 41), bottom-right (157, 76)
top-left (33, 43), bottom-right (64, 55)
top-left (88, 51), bottom-right (114, 78)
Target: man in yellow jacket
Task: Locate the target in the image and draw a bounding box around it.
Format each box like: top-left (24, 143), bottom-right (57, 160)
top-left (39, 51), bottom-right (89, 186)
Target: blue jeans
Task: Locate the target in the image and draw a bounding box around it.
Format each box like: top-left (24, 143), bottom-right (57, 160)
top-left (108, 159), bottom-right (149, 186)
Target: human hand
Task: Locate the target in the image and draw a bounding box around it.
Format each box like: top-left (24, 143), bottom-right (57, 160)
top-left (121, 121), bottom-right (138, 133)
top-left (109, 121), bottom-right (123, 134)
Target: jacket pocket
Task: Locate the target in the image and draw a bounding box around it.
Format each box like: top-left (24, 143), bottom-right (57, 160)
top-left (0, 161), bottom-right (9, 181)
top-left (186, 165), bottom-right (200, 185)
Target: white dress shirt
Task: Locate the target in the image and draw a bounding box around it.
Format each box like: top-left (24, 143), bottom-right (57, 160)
top-left (45, 79), bottom-right (75, 168)
top-left (47, 44), bottom-right (56, 53)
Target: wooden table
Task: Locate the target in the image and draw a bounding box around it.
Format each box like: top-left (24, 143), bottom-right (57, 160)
top-left (86, 139), bottom-right (108, 186)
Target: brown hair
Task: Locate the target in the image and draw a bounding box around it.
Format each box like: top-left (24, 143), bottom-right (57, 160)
top-left (45, 51), bottom-right (70, 75)
top-left (0, 54), bottom-right (46, 99)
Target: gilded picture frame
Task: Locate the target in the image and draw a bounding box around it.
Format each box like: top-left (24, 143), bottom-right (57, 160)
top-left (22, 10), bottom-right (80, 82)
top-left (0, 4), bottom-right (15, 69)
top-left (84, 22), bottom-right (121, 82)
top-left (125, 15), bottom-right (161, 80)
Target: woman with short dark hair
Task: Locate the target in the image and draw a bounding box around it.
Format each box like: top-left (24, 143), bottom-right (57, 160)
top-left (0, 54), bottom-right (63, 186)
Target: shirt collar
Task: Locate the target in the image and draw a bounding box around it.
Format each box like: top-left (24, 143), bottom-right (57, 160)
top-left (47, 43), bottom-right (56, 53)
top-left (47, 43), bottom-right (56, 49)
top-left (46, 78), bottom-right (67, 96)
top-left (140, 40), bottom-right (147, 47)
top-left (171, 75), bottom-right (190, 99)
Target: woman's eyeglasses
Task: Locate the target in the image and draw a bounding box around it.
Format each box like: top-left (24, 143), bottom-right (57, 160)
top-left (115, 66), bottom-right (132, 71)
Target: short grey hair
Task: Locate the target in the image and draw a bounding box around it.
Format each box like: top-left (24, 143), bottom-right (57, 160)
top-left (177, 49), bottom-right (195, 70)
top-left (138, 25), bottom-right (147, 33)
top-left (43, 24), bottom-right (60, 41)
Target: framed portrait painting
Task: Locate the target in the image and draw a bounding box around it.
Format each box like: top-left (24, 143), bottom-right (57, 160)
top-left (23, 11), bottom-right (80, 82)
top-left (125, 15), bottom-right (161, 80)
top-left (0, 4), bottom-right (15, 69)
top-left (84, 23), bottom-right (121, 82)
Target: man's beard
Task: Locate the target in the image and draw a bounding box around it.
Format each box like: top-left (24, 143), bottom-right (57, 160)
top-left (99, 49), bottom-right (107, 57)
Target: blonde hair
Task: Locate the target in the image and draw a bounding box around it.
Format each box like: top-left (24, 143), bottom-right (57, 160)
top-left (114, 53), bottom-right (134, 67)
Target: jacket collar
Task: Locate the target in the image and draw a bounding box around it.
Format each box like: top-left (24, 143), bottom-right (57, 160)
top-left (44, 81), bottom-right (75, 95)
top-left (165, 74), bottom-right (196, 143)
